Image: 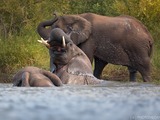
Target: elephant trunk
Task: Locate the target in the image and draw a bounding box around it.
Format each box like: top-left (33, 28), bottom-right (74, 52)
top-left (37, 14), bottom-right (58, 40)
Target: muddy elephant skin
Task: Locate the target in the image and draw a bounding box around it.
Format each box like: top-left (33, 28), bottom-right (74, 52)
top-left (12, 66), bottom-right (63, 87)
top-left (37, 13), bottom-right (153, 82)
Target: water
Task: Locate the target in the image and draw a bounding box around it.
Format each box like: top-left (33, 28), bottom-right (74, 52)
top-left (0, 83), bottom-right (160, 120)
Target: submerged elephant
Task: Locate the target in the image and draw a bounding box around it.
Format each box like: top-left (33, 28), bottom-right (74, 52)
top-left (37, 13), bottom-right (154, 82)
top-left (39, 28), bottom-right (103, 85)
top-left (12, 66), bottom-right (63, 87)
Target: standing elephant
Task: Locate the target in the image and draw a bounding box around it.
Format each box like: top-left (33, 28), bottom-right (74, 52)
top-left (37, 13), bottom-right (154, 82)
top-left (12, 66), bottom-right (63, 87)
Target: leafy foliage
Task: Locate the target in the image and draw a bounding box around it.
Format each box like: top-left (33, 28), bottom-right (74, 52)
top-left (1, 0), bottom-right (159, 37)
top-left (112, 0), bottom-right (160, 29)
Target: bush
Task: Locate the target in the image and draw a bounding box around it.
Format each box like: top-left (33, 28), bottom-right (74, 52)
top-left (112, 0), bottom-right (160, 31)
top-left (0, 31), bottom-right (49, 73)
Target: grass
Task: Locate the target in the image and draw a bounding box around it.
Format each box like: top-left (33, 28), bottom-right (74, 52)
top-left (102, 64), bottom-right (160, 84)
top-left (0, 32), bottom-right (50, 82)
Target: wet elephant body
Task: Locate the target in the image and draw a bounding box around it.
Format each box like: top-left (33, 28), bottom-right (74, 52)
top-left (47, 28), bottom-right (103, 85)
top-left (12, 66), bottom-right (63, 87)
top-left (37, 13), bottom-right (153, 82)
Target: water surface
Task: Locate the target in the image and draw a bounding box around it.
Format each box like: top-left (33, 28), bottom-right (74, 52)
top-left (0, 83), bottom-right (160, 120)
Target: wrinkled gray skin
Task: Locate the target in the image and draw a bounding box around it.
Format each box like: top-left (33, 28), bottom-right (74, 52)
top-left (12, 66), bottom-right (63, 87)
top-left (37, 13), bottom-right (154, 82)
top-left (47, 28), bottom-right (103, 85)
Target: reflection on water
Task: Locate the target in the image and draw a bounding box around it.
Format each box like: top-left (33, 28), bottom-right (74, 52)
top-left (0, 83), bottom-right (160, 120)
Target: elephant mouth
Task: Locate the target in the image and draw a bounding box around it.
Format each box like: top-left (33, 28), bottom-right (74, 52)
top-left (48, 35), bottom-right (67, 55)
top-left (51, 45), bottom-right (66, 55)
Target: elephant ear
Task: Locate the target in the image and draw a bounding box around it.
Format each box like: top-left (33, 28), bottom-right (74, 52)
top-left (66, 16), bottom-right (92, 45)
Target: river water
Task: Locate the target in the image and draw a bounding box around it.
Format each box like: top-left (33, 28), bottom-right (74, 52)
top-left (0, 82), bottom-right (160, 120)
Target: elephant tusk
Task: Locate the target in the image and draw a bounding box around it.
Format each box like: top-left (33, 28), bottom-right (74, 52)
top-left (62, 36), bottom-right (66, 47)
top-left (37, 38), bottom-right (50, 48)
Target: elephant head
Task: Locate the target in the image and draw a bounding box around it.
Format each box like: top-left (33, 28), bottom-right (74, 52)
top-left (47, 28), bottom-right (82, 66)
top-left (37, 15), bottom-right (92, 45)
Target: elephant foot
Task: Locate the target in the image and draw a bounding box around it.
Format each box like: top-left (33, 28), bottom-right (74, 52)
top-left (128, 66), bottom-right (137, 82)
top-left (94, 57), bottom-right (108, 79)
top-left (137, 64), bottom-right (151, 82)
top-left (129, 72), bottom-right (137, 82)
top-left (142, 76), bottom-right (152, 82)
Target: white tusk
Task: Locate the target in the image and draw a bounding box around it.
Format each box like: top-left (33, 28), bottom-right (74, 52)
top-left (37, 38), bottom-right (50, 48)
top-left (62, 36), bottom-right (66, 47)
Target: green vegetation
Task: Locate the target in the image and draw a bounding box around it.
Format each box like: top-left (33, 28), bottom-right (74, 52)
top-left (0, 0), bottom-right (160, 83)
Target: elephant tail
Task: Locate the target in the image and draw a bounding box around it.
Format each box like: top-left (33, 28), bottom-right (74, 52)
top-left (145, 29), bottom-right (154, 57)
top-left (148, 39), bottom-right (154, 57)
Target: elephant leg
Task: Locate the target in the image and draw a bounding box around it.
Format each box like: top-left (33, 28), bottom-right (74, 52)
top-left (12, 77), bottom-right (22, 87)
top-left (49, 50), bottom-right (56, 73)
top-left (42, 71), bottom-right (63, 86)
top-left (138, 68), bottom-right (151, 82)
top-left (50, 57), bottom-right (56, 73)
top-left (127, 66), bottom-right (137, 82)
top-left (21, 72), bottom-right (30, 87)
top-left (137, 61), bottom-right (151, 82)
top-left (94, 57), bottom-right (108, 79)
